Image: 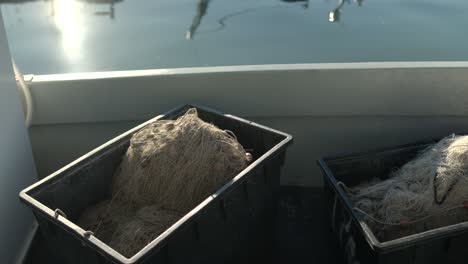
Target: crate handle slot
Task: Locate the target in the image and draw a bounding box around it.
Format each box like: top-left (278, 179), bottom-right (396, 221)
top-left (83, 230), bottom-right (94, 239)
top-left (54, 208), bottom-right (67, 219)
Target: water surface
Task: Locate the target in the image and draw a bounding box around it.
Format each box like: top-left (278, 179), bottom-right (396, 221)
top-left (1, 0), bottom-right (467, 74)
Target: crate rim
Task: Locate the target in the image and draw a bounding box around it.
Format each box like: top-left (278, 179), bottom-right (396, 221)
top-left (318, 140), bottom-right (468, 254)
top-left (19, 104), bottom-right (293, 264)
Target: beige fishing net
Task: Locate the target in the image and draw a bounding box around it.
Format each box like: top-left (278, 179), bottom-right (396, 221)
top-left (348, 135), bottom-right (468, 241)
top-left (108, 206), bottom-right (183, 257)
top-left (78, 200), bottom-right (135, 243)
top-left (78, 108), bottom-right (250, 257)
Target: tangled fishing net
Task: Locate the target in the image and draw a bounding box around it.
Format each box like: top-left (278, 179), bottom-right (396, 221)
top-left (78, 108), bottom-right (250, 257)
top-left (348, 135), bottom-right (468, 241)
top-left (109, 206), bottom-right (183, 257)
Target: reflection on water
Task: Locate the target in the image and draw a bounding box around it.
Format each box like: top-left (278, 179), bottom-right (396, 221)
top-left (2, 0), bottom-right (356, 44)
top-left (78, 0), bottom-right (123, 19)
top-left (51, 0), bottom-right (85, 60)
top-left (50, 0), bottom-right (122, 60)
top-left (2, 0), bottom-right (123, 70)
top-left (186, 0), bottom-right (209, 40)
top-left (2, 0), bottom-right (307, 45)
top-left (281, 0), bottom-right (308, 9)
top-left (1, 0), bottom-right (468, 74)
top-left (329, 0), bottom-right (345, 23)
top-left (329, 0), bottom-right (364, 23)
top-left (187, 0), bottom-right (309, 40)
top-left (2, 0), bottom-right (122, 19)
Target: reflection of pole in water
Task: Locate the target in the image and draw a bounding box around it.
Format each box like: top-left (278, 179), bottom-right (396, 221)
top-left (186, 0), bottom-right (210, 40)
top-left (329, 0), bottom-right (345, 23)
top-left (329, 0), bottom-right (364, 23)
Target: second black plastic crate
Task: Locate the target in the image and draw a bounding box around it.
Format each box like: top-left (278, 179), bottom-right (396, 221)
top-left (20, 104), bottom-right (292, 264)
top-left (319, 140), bottom-right (468, 264)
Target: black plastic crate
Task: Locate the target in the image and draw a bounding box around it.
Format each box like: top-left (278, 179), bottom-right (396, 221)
top-left (20, 104), bottom-right (292, 264)
top-left (319, 140), bottom-right (468, 264)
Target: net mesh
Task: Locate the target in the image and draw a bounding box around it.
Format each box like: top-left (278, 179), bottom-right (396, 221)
top-left (350, 135), bottom-right (468, 241)
top-left (78, 108), bottom-right (250, 257)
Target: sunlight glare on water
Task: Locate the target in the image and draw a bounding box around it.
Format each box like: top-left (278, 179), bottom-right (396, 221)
top-left (53, 0), bottom-right (85, 61)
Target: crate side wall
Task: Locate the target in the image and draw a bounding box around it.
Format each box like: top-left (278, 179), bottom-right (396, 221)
top-left (31, 142), bottom-right (129, 221)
